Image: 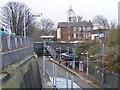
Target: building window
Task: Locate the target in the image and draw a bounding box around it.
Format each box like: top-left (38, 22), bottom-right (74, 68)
top-left (87, 27), bottom-right (91, 31)
top-left (74, 33), bottom-right (76, 39)
top-left (89, 32), bottom-right (91, 37)
top-left (83, 27), bottom-right (86, 31)
top-left (81, 27), bottom-right (83, 32)
top-left (73, 27), bottom-right (76, 32)
top-left (79, 27), bottom-right (81, 31)
top-left (76, 34), bottom-right (79, 39)
top-left (69, 17), bottom-right (72, 21)
top-left (68, 35), bottom-right (70, 40)
top-left (68, 27), bottom-right (70, 29)
top-left (85, 27), bottom-right (87, 30)
top-left (71, 34), bottom-right (74, 39)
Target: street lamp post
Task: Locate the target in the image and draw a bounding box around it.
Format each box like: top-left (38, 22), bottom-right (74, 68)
top-left (86, 51), bottom-right (89, 76)
top-left (98, 30), bottom-right (106, 84)
top-left (81, 51), bottom-right (89, 76)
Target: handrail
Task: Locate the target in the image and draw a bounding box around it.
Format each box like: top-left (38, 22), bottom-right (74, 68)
top-left (45, 45), bottom-right (57, 59)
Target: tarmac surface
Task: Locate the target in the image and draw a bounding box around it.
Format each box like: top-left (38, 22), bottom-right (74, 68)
top-left (38, 56), bottom-right (100, 89)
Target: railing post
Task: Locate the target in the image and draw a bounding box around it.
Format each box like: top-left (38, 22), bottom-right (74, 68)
top-left (71, 75), bottom-right (73, 89)
top-left (11, 36), bottom-right (16, 50)
top-left (15, 37), bottom-right (18, 48)
top-left (66, 72), bottom-right (68, 89)
top-left (53, 62), bottom-right (55, 88)
top-left (54, 64), bottom-right (57, 88)
top-left (20, 37), bottom-right (23, 48)
top-left (24, 37), bottom-right (27, 47)
top-left (7, 35), bottom-right (11, 50)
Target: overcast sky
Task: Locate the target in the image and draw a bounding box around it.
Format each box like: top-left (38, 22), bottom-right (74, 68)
top-left (0, 0), bottom-right (119, 24)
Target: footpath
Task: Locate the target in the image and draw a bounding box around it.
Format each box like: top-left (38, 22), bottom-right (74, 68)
top-left (50, 59), bottom-right (100, 88)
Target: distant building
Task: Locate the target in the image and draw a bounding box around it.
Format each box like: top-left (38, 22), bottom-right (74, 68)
top-left (91, 24), bottom-right (108, 42)
top-left (57, 6), bottom-right (93, 43)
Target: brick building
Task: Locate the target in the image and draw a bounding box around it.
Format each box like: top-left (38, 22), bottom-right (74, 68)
top-left (57, 6), bottom-right (93, 43)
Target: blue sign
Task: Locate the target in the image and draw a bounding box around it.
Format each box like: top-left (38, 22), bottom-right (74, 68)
top-left (99, 32), bottom-right (106, 38)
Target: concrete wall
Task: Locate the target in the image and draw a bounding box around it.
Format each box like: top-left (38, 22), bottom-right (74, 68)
top-left (1, 55), bottom-right (42, 89)
top-left (0, 36), bottom-right (42, 89)
top-left (0, 46), bottom-right (34, 69)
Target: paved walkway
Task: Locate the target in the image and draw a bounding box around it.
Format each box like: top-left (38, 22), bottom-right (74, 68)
top-left (52, 59), bottom-right (100, 88)
top-left (38, 56), bottom-right (100, 88)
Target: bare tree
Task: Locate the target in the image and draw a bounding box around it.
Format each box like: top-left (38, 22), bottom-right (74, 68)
top-left (38, 18), bottom-right (55, 35)
top-left (0, 2), bottom-right (34, 36)
top-left (93, 15), bottom-right (109, 29)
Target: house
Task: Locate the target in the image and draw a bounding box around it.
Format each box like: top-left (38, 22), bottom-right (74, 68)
top-left (57, 6), bottom-right (93, 43)
top-left (91, 24), bottom-right (108, 42)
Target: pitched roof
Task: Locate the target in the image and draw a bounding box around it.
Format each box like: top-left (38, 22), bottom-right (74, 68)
top-left (58, 21), bottom-right (93, 28)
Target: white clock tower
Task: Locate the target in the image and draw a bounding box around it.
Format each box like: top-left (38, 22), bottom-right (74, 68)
top-left (67, 6), bottom-right (75, 22)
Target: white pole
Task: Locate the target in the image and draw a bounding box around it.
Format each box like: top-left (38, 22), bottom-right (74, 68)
top-left (66, 72), bottom-right (68, 89)
top-left (71, 75), bottom-right (73, 89)
top-left (43, 40), bottom-right (46, 75)
top-left (86, 51), bottom-right (89, 75)
top-left (24, 11), bottom-right (26, 38)
top-left (55, 64), bottom-right (57, 88)
top-left (53, 62), bottom-right (55, 88)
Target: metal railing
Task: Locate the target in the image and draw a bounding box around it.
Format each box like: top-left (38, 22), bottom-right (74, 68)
top-left (0, 35), bottom-right (33, 53)
top-left (45, 44), bottom-right (57, 59)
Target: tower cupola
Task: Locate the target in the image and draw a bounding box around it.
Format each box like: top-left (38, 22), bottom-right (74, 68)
top-left (67, 6), bottom-right (75, 22)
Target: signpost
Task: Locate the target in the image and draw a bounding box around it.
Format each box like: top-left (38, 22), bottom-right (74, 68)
top-left (102, 43), bottom-right (105, 84)
top-left (98, 31), bottom-right (106, 84)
